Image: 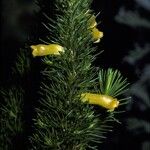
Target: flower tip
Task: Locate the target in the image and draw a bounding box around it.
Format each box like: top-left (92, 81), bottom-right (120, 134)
top-left (30, 45), bottom-right (37, 57)
top-left (92, 28), bottom-right (103, 43)
top-left (52, 44), bottom-right (64, 55)
top-left (110, 99), bottom-right (119, 109)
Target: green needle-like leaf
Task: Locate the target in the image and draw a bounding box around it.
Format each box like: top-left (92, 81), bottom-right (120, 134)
top-left (99, 68), bottom-right (129, 97)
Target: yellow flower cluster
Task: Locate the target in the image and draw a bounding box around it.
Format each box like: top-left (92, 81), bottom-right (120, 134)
top-left (81, 93), bottom-right (119, 111)
top-left (89, 15), bottom-right (103, 43)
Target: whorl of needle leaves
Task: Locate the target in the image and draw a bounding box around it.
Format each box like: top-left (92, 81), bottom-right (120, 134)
top-left (99, 69), bottom-right (129, 96)
top-left (30, 0), bottom-right (129, 150)
top-left (98, 68), bottom-right (130, 109)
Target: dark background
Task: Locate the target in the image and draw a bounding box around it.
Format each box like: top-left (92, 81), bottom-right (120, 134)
top-left (0, 0), bottom-right (150, 150)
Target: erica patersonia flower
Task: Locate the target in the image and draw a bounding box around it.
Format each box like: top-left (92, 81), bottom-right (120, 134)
top-left (88, 15), bottom-right (103, 43)
top-left (81, 93), bottom-right (119, 111)
top-left (91, 27), bottom-right (103, 43)
top-left (30, 44), bottom-right (64, 57)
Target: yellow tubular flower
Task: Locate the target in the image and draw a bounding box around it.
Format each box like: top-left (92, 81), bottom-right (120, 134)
top-left (87, 14), bottom-right (103, 43)
top-left (81, 93), bottom-right (119, 111)
top-left (30, 44), bottom-right (64, 57)
top-left (92, 27), bottom-right (103, 43)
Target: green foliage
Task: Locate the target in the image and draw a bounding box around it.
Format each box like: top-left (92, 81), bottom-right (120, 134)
top-left (30, 0), bottom-right (103, 149)
top-left (12, 47), bottom-right (31, 77)
top-left (0, 87), bottom-right (24, 150)
top-left (0, 0), bottom-right (130, 150)
top-left (30, 0), bottom-right (129, 150)
top-left (0, 47), bottom-right (31, 149)
top-left (98, 68), bottom-right (129, 97)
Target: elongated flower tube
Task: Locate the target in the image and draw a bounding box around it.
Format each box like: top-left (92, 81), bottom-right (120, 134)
top-left (81, 93), bottom-right (119, 111)
top-left (30, 44), bottom-right (64, 57)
